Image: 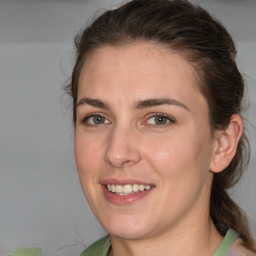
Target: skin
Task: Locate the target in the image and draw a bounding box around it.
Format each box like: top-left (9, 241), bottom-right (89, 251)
top-left (75, 42), bottom-right (242, 256)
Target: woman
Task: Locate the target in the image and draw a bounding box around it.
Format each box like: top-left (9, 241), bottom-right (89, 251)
top-left (10, 0), bottom-right (254, 255)
top-left (67, 0), bottom-right (256, 255)
top-left (9, 0), bottom-right (256, 255)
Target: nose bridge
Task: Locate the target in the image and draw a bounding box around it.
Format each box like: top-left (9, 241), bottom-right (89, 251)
top-left (104, 122), bottom-right (141, 168)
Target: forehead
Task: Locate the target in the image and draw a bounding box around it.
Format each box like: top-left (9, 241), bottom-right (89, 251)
top-left (78, 42), bottom-right (206, 111)
top-left (80, 42), bottom-right (197, 77)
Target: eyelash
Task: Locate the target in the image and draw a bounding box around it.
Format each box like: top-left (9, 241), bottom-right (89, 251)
top-left (81, 113), bottom-right (110, 126)
top-left (81, 113), bottom-right (175, 127)
top-left (144, 113), bottom-right (175, 126)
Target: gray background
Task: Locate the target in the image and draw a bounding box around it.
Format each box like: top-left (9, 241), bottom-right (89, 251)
top-left (0, 0), bottom-right (255, 255)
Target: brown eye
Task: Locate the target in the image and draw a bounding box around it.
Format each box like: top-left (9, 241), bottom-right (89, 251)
top-left (146, 114), bottom-right (175, 126)
top-left (154, 116), bottom-right (168, 125)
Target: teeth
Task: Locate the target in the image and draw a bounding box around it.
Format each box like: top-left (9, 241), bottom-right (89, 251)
top-left (115, 185), bottom-right (123, 193)
top-left (123, 184), bottom-right (133, 194)
top-left (133, 184), bottom-right (139, 192)
top-left (106, 184), bottom-right (152, 195)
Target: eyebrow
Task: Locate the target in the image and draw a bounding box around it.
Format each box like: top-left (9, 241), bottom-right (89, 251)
top-left (76, 97), bottom-right (189, 111)
top-left (134, 98), bottom-right (189, 111)
top-left (76, 98), bottom-right (111, 110)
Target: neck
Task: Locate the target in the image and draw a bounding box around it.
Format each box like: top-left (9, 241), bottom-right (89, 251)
top-left (110, 220), bottom-right (222, 256)
top-left (109, 209), bottom-right (223, 256)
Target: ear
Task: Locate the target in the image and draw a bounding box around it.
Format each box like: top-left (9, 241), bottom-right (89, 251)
top-left (210, 114), bottom-right (243, 173)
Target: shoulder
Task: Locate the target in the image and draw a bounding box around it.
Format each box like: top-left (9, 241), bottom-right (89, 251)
top-left (9, 247), bottom-right (42, 256)
top-left (79, 236), bottom-right (111, 256)
top-left (214, 229), bottom-right (256, 256)
top-left (226, 238), bottom-right (256, 256)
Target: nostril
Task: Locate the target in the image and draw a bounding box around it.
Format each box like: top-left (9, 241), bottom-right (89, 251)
top-left (104, 131), bottom-right (142, 167)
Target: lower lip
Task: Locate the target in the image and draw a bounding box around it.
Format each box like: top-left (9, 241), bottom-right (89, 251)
top-left (102, 185), bottom-right (153, 205)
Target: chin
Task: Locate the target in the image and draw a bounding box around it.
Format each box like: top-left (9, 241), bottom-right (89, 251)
top-left (107, 226), bottom-right (152, 240)
top-left (99, 213), bottom-right (154, 240)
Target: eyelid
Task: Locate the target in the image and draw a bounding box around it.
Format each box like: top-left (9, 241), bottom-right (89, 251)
top-left (79, 112), bottom-right (175, 126)
top-left (81, 112), bottom-right (111, 126)
top-left (143, 113), bottom-right (176, 125)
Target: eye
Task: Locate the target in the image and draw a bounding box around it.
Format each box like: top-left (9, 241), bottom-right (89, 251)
top-left (82, 114), bottom-right (110, 125)
top-left (146, 114), bottom-right (175, 125)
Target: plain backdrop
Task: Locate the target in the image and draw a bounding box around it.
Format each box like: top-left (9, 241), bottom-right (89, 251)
top-left (0, 0), bottom-right (255, 255)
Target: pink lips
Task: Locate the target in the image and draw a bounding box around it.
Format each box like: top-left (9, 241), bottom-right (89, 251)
top-left (101, 178), bottom-right (154, 205)
top-left (101, 178), bottom-right (153, 186)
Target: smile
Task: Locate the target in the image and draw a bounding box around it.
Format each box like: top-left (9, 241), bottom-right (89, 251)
top-left (106, 184), bottom-right (152, 195)
top-left (102, 181), bottom-right (154, 205)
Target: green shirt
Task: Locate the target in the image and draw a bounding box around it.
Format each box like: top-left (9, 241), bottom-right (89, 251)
top-left (79, 229), bottom-right (239, 256)
top-left (9, 229), bottom-right (240, 256)
top-left (9, 247), bottom-right (42, 256)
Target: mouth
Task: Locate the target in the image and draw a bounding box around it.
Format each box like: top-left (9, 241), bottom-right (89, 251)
top-left (106, 184), bottom-right (152, 195)
top-left (101, 180), bottom-right (154, 205)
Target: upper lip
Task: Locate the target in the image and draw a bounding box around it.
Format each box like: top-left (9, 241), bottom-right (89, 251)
top-left (101, 178), bottom-right (154, 186)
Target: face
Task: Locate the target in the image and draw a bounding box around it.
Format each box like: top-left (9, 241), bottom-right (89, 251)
top-left (75, 42), bottom-right (217, 240)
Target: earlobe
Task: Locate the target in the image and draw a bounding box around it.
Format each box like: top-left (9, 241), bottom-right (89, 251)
top-left (210, 114), bottom-right (243, 173)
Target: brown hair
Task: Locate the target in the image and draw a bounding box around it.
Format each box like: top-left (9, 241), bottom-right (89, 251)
top-left (66, 0), bottom-right (255, 251)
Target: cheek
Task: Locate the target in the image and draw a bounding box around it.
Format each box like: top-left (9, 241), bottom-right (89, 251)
top-left (145, 130), bottom-right (212, 180)
top-left (74, 133), bottom-right (103, 179)
top-left (74, 134), bottom-right (103, 206)
top-left (147, 134), bottom-right (213, 214)
top-left (145, 136), bottom-right (191, 170)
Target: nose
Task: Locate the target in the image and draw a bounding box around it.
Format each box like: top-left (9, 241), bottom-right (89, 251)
top-left (104, 125), bottom-right (141, 168)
